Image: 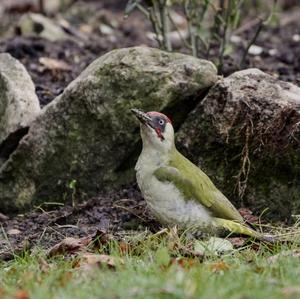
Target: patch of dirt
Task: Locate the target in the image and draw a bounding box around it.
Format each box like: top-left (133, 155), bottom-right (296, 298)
top-left (0, 183), bottom-right (159, 260)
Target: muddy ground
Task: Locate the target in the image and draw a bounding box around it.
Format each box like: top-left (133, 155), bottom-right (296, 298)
top-left (0, 0), bottom-right (299, 257)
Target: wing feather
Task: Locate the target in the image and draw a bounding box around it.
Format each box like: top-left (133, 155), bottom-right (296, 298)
top-left (154, 150), bottom-right (243, 222)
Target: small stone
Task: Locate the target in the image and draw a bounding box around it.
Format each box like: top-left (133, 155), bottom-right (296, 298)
top-left (293, 34), bottom-right (300, 42)
top-left (99, 24), bottom-right (114, 35)
top-left (7, 228), bottom-right (21, 235)
top-left (268, 48), bottom-right (278, 56)
top-left (0, 53), bottom-right (40, 144)
top-left (230, 35), bottom-right (242, 44)
top-left (248, 45), bottom-right (263, 56)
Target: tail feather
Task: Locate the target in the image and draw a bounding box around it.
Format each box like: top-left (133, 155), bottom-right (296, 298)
top-left (213, 218), bottom-right (276, 243)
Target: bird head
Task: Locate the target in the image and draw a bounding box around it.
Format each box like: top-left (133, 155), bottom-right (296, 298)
top-left (131, 108), bottom-right (174, 151)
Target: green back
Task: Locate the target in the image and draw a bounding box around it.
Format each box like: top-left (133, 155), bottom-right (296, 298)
top-left (154, 149), bottom-right (243, 222)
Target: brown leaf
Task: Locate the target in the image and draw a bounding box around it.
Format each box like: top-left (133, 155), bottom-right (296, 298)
top-left (79, 253), bottom-right (124, 270)
top-left (238, 208), bottom-right (259, 224)
top-left (210, 261), bottom-right (230, 273)
top-left (91, 229), bottom-right (112, 250)
top-left (47, 236), bottom-right (92, 257)
top-left (39, 57), bottom-right (71, 71)
top-left (118, 242), bottom-right (131, 255)
top-left (15, 289), bottom-right (30, 299)
top-left (170, 257), bottom-right (199, 269)
top-left (228, 237), bottom-right (246, 248)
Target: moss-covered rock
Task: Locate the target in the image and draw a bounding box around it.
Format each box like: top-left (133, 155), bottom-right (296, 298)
top-left (0, 53), bottom-right (40, 165)
top-left (0, 53), bottom-right (40, 141)
top-left (177, 68), bottom-right (300, 221)
top-left (0, 46), bottom-right (217, 213)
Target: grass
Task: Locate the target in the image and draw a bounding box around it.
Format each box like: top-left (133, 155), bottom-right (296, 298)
top-left (1, 230), bottom-right (300, 299)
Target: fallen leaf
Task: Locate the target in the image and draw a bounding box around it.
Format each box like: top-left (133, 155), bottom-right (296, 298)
top-left (47, 236), bottom-right (92, 257)
top-left (170, 257), bottom-right (199, 269)
top-left (39, 57), bottom-right (71, 71)
top-left (7, 228), bottom-right (21, 235)
top-left (228, 237), bottom-right (246, 248)
top-left (210, 261), bottom-right (230, 273)
top-left (79, 253), bottom-right (124, 270)
top-left (194, 237), bottom-right (234, 255)
top-left (91, 229), bottom-right (113, 250)
top-left (15, 289), bottom-right (30, 299)
top-left (238, 208), bottom-right (259, 224)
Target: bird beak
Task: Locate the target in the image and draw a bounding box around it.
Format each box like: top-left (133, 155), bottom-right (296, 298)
top-left (131, 108), bottom-right (154, 128)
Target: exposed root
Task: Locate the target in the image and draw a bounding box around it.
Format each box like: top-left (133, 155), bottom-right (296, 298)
top-left (234, 124), bottom-right (251, 200)
top-left (214, 91), bottom-right (300, 201)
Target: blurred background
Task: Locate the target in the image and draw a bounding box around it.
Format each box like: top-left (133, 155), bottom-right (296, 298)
top-left (0, 0), bottom-right (299, 107)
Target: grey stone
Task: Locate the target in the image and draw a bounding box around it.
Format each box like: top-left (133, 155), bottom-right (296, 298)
top-left (0, 46), bottom-right (217, 212)
top-left (0, 53), bottom-right (40, 145)
top-left (177, 68), bottom-right (300, 220)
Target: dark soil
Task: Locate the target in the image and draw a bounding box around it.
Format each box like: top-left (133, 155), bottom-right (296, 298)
top-left (0, 0), bottom-right (299, 256)
top-left (0, 183), bottom-right (160, 260)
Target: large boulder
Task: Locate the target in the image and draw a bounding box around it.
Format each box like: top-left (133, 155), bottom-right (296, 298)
top-left (0, 53), bottom-right (40, 163)
top-left (0, 46), bottom-right (217, 213)
top-left (177, 68), bottom-right (300, 221)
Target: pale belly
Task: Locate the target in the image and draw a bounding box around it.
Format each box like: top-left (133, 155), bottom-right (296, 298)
top-left (137, 172), bottom-right (212, 229)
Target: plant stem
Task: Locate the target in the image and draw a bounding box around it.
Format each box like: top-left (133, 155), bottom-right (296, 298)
top-left (218, 0), bottom-right (232, 73)
top-left (239, 19), bottom-right (264, 69)
top-left (159, 0), bottom-right (172, 51)
top-left (184, 0), bottom-right (197, 57)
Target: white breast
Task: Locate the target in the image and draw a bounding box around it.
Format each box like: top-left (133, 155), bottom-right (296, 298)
top-left (135, 149), bottom-right (212, 229)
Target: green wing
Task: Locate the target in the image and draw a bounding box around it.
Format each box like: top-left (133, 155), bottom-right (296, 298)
top-left (154, 150), bottom-right (243, 222)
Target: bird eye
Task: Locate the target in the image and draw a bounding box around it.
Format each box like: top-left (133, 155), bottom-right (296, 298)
top-left (158, 119), bottom-right (164, 125)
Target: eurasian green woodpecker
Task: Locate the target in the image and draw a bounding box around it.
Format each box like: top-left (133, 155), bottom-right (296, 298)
top-left (131, 108), bottom-right (272, 241)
